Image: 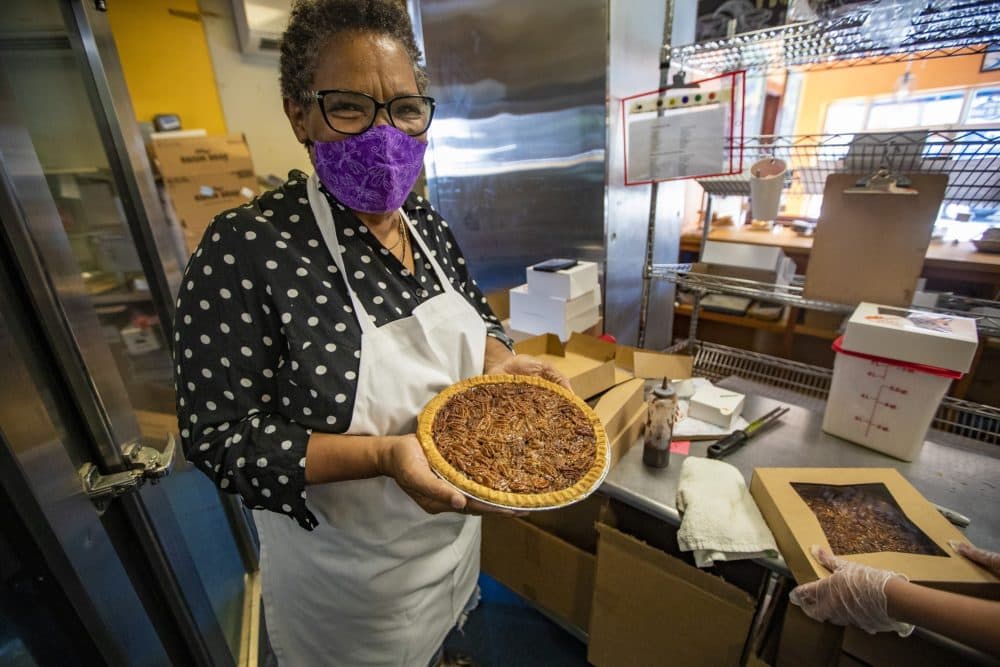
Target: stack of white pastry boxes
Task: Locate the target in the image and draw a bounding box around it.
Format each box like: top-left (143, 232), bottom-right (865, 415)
top-left (510, 260), bottom-right (601, 341)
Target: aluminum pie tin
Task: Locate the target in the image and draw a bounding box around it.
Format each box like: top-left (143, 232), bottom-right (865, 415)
top-left (433, 434), bottom-right (613, 513)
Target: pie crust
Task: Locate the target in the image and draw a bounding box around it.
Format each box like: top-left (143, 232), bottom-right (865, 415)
top-left (417, 374), bottom-right (609, 508)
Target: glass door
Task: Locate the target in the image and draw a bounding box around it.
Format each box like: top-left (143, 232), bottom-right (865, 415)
top-left (0, 1), bottom-right (256, 665)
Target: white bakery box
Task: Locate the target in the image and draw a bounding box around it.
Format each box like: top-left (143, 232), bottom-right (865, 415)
top-left (525, 260), bottom-right (599, 299)
top-left (822, 302), bottom-right (979, 461)
top-left (509, 283), bottom-right (601, 342)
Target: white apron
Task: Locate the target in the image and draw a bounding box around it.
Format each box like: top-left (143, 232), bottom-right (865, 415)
top-left (252, 175), bottom-right (487, 666)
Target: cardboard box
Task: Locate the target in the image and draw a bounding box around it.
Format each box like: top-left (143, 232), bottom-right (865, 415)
top-left (689, 385), bottom-right (745, 429)
top-left (150, 134), bottom-right (254, 177)
top-left (503, 316), bottom-right (603, 344)
top-left (150, 135), bottom-right (258, 254)
top-left (525, 492), bottom-right (608, 556)
top-left (842, 302), bottom-right (979, 374)
top-left (702, 240), bottom-right (786, 272)
top-left (694, 239), bottom-right (795, 288)
top-left (750, 468), bottom-right (1000, 597)
top-left (510, 304), bottom-right (601, 342)
top-left (691, 260), bottom-right (794, 287)
top-left (514, 333), bottom-right (617, 399)
top-left (615, 345), bottom-right (694, 381)
top-left (526, 260), bottom-right (599, 299)
top-left (509, 284), bottom-right (602, 341)
top-left (608, 402), bottom-right (646, 469)
top-left (165, 172), bottom-right (256, 242)
top-left (510, 283), bottom-right (602, 318)
top-left (593, 378), bottom-right (645, 444)
top-left (481, 514), bottom-right (596, 631)
top-left (588, 521), bottom-right (755, 667)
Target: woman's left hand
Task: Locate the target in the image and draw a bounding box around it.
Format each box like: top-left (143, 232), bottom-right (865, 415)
top-left (485, 354), bottom-right (572, 391)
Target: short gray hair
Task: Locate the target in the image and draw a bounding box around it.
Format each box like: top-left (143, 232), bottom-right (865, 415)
top-left (280, 0), bottom-right (428, 104)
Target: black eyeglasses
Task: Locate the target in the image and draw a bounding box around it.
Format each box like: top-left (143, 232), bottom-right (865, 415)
top-left (311, 89), bottom-right (436, 136)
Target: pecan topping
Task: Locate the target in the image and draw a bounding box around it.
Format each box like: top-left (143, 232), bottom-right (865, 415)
top-left (431, 382), bottom-right (597, 494)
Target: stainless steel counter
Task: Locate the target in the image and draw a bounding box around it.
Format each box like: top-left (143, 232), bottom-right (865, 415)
top-left (602, 376), bottom-right (1000, 559)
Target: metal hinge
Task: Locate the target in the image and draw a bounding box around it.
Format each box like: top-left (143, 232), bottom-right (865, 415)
top-left (80, 434), bottom-right (176, 506)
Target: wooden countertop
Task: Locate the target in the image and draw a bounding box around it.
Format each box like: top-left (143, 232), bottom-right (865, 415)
top-left (680, 226), bottom-right (1000, 273)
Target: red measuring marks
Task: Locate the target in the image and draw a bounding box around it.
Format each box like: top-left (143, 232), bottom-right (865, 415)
top-left (853, 363), bottom-right (915, 436)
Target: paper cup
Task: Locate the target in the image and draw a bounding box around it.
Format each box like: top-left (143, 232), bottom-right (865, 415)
top-left (749, 158), bottom-right (787, 221)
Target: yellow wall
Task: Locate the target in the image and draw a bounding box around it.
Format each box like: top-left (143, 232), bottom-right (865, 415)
top-left (108, 0), bottom-right (227, 135)
top-left (794, 54), bottom-right (1000, 136)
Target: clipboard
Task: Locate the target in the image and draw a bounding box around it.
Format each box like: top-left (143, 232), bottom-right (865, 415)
top-left (802, 173), bottom-right (948, 328)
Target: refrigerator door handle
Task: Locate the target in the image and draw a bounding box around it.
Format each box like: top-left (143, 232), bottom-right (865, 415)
top-left (79, 433), bottom-right (177, 507)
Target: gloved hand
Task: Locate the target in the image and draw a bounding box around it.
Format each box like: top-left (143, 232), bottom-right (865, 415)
top-left (950, 540), bottom-right (1000, 575)
top-left (789, 545), bottom-right (914, 636)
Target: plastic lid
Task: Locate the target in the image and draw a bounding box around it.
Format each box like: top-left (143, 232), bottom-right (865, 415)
top-left (831, 336), bottom-right (963, 379)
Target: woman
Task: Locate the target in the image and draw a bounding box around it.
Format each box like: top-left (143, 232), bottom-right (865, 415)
top-left (173, 1), bottom-right (567, 664)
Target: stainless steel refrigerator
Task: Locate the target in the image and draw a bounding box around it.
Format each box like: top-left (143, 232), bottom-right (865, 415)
top-left (0, 2), bottom-right (256, 665)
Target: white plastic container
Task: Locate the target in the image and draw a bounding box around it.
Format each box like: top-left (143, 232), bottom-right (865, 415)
top-left (822, 336), bottom-right (963, 461)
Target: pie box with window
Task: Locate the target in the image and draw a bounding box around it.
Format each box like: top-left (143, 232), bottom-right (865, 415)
top-left (750, 468), bottom-right (1000, 597)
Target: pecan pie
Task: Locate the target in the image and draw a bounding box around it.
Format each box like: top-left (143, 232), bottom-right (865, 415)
top-left (417, 375), bottom-right (609, 508)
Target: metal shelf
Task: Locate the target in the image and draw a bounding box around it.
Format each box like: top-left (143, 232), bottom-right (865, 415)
top-left (697, 129), bottom-right (1000, 205)
top-left (653, 263), bottom-right (1000, 337)
top-left (672, 1), bottom-right (1000, 74)
top-left (675, 339), bottom-right (1000, 445)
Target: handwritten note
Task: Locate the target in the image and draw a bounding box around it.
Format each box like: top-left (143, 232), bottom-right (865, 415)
top-left (628, 104), bottom-right (727, 182)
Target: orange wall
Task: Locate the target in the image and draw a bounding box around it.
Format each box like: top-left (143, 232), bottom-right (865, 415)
top-left (108, 0), bottom-right (228, 135)
top-left (794, 54), bottom-right (1000, 135)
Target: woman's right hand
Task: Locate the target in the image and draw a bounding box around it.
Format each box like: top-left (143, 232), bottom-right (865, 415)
top-left (378, 434), bottom-right (518, 516)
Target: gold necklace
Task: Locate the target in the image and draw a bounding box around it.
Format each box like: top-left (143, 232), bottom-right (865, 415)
top-left (391, 214), bottom-right (407, 264)
top-left (384, 215), bottom-right (405, 252)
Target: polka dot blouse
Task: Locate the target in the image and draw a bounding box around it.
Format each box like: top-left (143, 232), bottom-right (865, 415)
top-left (173, 171), bottom-right (512, 530)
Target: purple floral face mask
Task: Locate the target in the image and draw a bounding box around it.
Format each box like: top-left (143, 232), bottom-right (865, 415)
top-left (313, 125), bottom-right (427, 214)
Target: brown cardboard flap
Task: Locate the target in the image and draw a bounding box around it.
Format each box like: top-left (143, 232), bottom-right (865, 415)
top-left (481, 515), bottom-right (595, 631)
top-left (751, 468), bottom-right (1000, 595)
top-left (513, 333), bottom-right (563, 356)
top-left (608, 403), bottom-right (646, 469)
top-left (593, 378), bottom-right (646, 438)
top-left (615, 345), bottom-right (693, 379)
top-left (595, 523), bottom-right (753, 609)
top-left (514, 333), bottom-right (615, 399)
top-left (565, 332), bottom-right (617, 361)
top-left (589, 523), bottom-right (754, 667)
top-left (615, 345), bottom-right (637, 371)
top-left (776, 604), bottom-right (843, 667)
top-left (633, 349), bottom-right (693, 379)
top-left (525, 493), bottom-right (607, 554)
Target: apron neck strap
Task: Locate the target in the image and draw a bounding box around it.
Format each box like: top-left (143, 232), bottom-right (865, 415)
top-left (307, 173), bottom-right (462, 333)
top-left (401, 209), bottom-right (458, 295)
top-left (307, 174), bottom-right (376, 334)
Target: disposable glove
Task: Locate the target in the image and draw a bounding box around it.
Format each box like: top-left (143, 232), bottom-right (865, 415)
top-left (789, 545), bottom-right (914, 636)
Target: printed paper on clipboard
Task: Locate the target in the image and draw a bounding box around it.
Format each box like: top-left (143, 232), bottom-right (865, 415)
top-left (623, 71), bottom-right (745, 185)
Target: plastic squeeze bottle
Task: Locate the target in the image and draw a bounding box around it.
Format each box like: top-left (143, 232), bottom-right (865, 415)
top-left (642, 378), bottom-right (676, 468)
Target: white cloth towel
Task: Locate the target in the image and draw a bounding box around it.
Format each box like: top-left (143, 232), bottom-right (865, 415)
top-left (676, 457), bottom-right (779, 568)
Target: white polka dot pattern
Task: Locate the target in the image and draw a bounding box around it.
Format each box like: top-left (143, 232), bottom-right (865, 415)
top-left (173, 170), bottom-right (511, 531)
